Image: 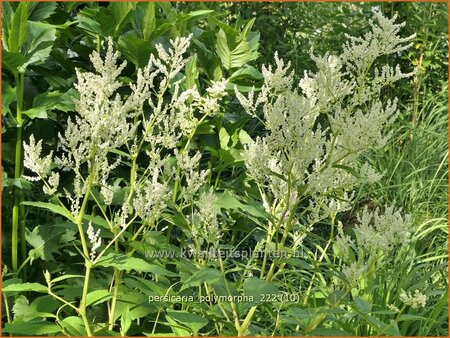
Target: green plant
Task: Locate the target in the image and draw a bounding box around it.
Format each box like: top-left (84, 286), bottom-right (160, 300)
top-left (1, 3), bottom-right (447, 337)
top-left (2, 2), bottom-right (62, 274)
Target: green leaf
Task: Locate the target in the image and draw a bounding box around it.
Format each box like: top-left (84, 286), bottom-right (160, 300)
top-left (76, 7), bottom-right (104, 36)
top-left (2, 83), bottom-right (17, 116)
top-left (12, 178), bottom-right (31, 191)
top-left (8, 2), bottom-right (28, 53)
top-left (332, 164), bottom-right (363, 179)
top-left (12, 295), bottom-right (29, 320)
top-left (215, 190), bottom-right (268, 218)
top-left (215, 21), bottom-right (259, 70)
top-left (84, 214), bottom-right (111, 231)
top-left (1, 2), bottom-right (14, 41)
top-left (358, 313), bottom-right (383, 331)
top-left (219, 127), bottom-right (231, 150)
top-left (51, 274), bottom-right (84, 284)
top-left (142, 2), bottom-right (155, 40)
top-left (2, 51), bottom-right (26, 72)
top-left (13, 295), bottom-right (59, 322)
top-left (21, 106), bottom-right (48, 119)
top-left (179, 10), bottom-right (215, 23)
top-left (241, 18), bottom-right (256, 37)
top-left (385, 320), bottom-right (401, 336)
top-left (59, 316), bottom-right (86, 336)
top-left (157, 2), bottom-right (172, 15)
top-left (398, 314), bottom-right (427, 321)
top-left (3, 320), bottom-right (60, 335)
top-left (353, 297), bottom-right (372, 313)
top-left (33, 89), bottom-right (76, 113)
top-left (229, 65), bottom-right (263, 81)
top-left (162, 201), bottom-right (190, 231)
top-left (243, 277), bottom-right (279, 304)
top-left (215, 29), bottom-right (233, 70)
top-left (185, 54), bottom-right (199, 89)
top-left (166, 310), bottom-right (208, 335)
top-left (165, 316), bottom-right (191, 336)
top-left (2, 171), bottom-right (9, 189)
top-left (21, 21), bottom-right (57, 70)
top-left (238, 129), bottom-right (253, 145)
top-left (2, 278), bottom-right (23, 288)
top-left (109, 2), bottom-right (132, 34)
top-left (309, 327), bottom-right (353, 336)
top-left (118, 33), bottom-right (153, 68)
top-left (124, 275), bottom-right (169, 297)
top-left (86, 289), bottom-right (112, 307)
top-left (28, 2), bottom-right (58, 21)
top-left (96, 253), bottom-right (178, 276)
top-left (120, 306), bottom-right (132, 336)
top-left (2, 282), bottom-right (47, 293)
top-left (21, 201), bottom-right (75, 222)
top-left (26, 224), bottom-right (68, 263)
top-left (180, 267), bottom-right (222, 291)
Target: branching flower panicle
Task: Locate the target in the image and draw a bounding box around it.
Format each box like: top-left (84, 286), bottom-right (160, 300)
top-left (334, 206), bottom-right (412, 259)
top-left (23, 34), bottom-right (226, 226)
top-left (236, 9), bottom-right (415, 225)
top-left (87, 222), bottom-right (101, 260)
top-left (400, 289), bottom-right (428, 309)
top-left (23, 135), bottom-right (54, 181)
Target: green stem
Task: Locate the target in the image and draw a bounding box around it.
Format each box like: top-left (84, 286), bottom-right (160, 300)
top-left (213, 169), bottom-right (222, 190)
top-left (218, 253), bottom-right (242, 335)
top-left (108, 232), bottom-right (122, 331)
top-left (11, 195), bottom-right (20, 272)
top-left (303, 240), bottom-right (332, 305)
top-left (96, 35), bottom-right (101, 53)
top-left (239, 306), bottom-right (257, 336)
top-left (127, 156), bottom-right (137, 206)
top-left (79, 264), bottom-right (93, 337)
top-left (48, 289), bottom-right (78, 312)
top-left (259, 221), bottom-right (273, 279)
top-left (12, 72), bottom-right (25, 273)
top-left (108, 269), bottom-right (122, 330)
top-left (92, 215), bottom-right (137, 265)
top-left (76, 155), bottom-right (96, 337)
top-left (16, 255), bottom-right (31, 275)
top-left (241, 190), bottom-right (300, 335)
top-left (19, 197), bottom-right (26, 279)
top-left (2, 293), bottom-right (12, 324)
top-left (76, 158), bottom-right (95, 257)
top-left (168, 113), bottom-right (210, 242)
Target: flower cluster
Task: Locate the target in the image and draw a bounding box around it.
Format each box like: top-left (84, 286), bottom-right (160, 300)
top-left (87, 222), bottom-right (101, 260)
top-left (23, 135), bottom-right (53, 180)
top-left (335, 206), bottom-right (412, 258)
top-left (133, 170), bottom-right (171, 223)
top-left (142, 35), bottom-right (227, 152)
top-left (400, 289), bottom-right (428, 309)
top-left (23, 34), bottom-right (227, 233)
top-left (354, 206), bottom-right (412, 253)
top-left (174, 150), bottom-right (211, 199)
top-left (342, 262), bottom-right (367, 285)
top-left (191, 189), bottom-right (222, 248)
top-left (57, 38), bottom-right (144, 205)
top-left (334, 206), bottom-right (412, 287)
top-left (236, 9), bottom-right (415, 227)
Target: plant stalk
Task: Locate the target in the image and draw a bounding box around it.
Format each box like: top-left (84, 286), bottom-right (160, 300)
top-left (75, 156), bottom-right (96, 337)
top-left (12, 72), bottom-right (25, 273)
top-left (108, 237), bottom-right (122, 330)
top-left (79, 264), bottom-right (93, 336)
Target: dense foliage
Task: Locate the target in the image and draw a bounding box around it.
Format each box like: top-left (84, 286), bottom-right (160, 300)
top-left (2, 2), bottom-right (448, 336)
